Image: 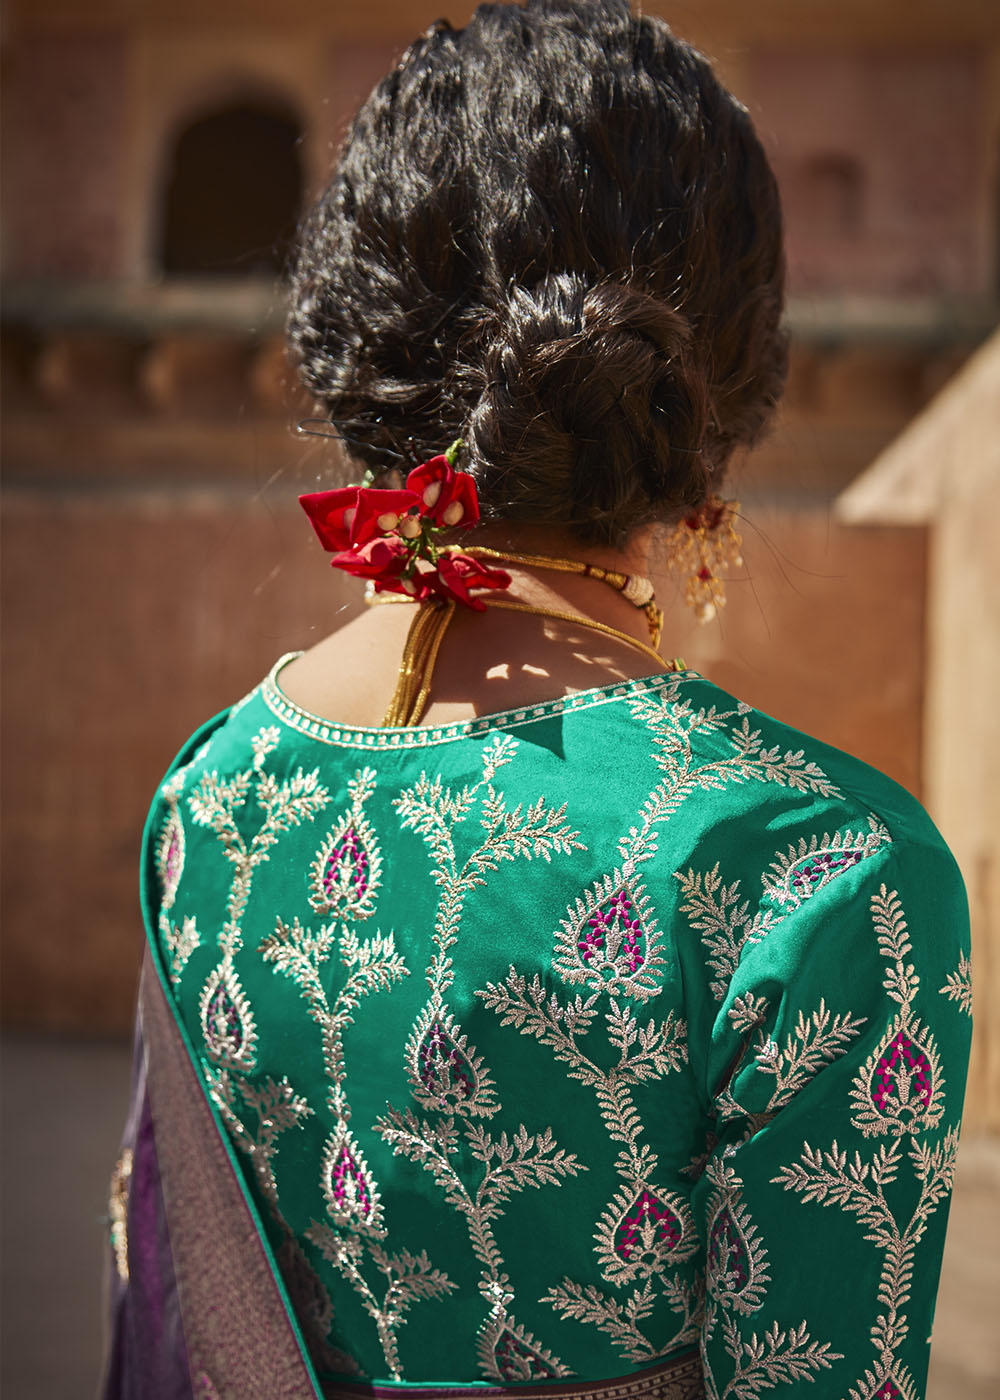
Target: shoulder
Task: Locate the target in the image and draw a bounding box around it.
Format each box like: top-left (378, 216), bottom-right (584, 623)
top-left (634, 669), bottom-right (967, 981)
top-left (647, 668), bottom-right (950, 854)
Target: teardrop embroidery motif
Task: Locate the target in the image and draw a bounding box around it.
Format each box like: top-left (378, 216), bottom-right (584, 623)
top-left (309, 769), bottom-right (382, 921)
top-left (554, 870), bottom-right (665, 999)
top-left (418, 1019), bottom-right (478, 1106)
top-left (157, 807), bottom-right (185, 907)
top-left (613, 1187), bottom-right (682, 1264)
top-left (708, 1204), bottom-right (752, 1297)
top-left (871, 1029), bottom-right (933, 1116)
top-left (199, 965), bottom-right (257, 1070)
top-left (321, 1125), bottom-right (382, 1234)
top-left (322, 825), bottom-right (371, 910)
top-left (494, 1328), bottom-right (559, 1381)
top-left (406, 1004), bottom-right (498, 1118)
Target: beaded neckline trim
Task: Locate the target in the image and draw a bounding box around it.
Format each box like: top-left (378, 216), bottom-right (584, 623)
top-left (259, 651), bottom-right (698, 750)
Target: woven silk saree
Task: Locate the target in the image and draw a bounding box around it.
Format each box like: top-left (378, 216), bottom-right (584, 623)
top-left (103, 658), bottom-right (972, 1399)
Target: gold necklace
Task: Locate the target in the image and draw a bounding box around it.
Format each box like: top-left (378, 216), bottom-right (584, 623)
top-left (462, 545), bottom-right (664, 648)
top-left (378, 548), bottom-right (682, 728)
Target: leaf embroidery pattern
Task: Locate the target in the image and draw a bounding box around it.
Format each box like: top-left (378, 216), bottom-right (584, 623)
top-left (259, 769), bottom-right (455, 1380)
top-left (761, 817), bottom-right (891, 911)
top-left (484, 684), bottom-right (847, 1368)
top-left (939, 951), bottom-right (972, 1017)
top-left (773, 885), bottom-right (960, 1400)
top-left (381, 734), bottom-right (586, 1381)
top-left (678, 815), bottom-right (888, 1007)
top-left (699, 1161), bottom-right (842, 1400)
top-left (154, 770), bottom-right (201, 983)
top-left (187, 725), bottom-right (331, 1071)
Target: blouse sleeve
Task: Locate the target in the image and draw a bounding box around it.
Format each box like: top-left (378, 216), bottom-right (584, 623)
top-left (682, 828), bottom-right (972, 1400)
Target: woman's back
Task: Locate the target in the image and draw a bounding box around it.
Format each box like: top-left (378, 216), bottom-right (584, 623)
top-left (147, 654), bottom-right (970, 1389)
top-left (106, 3), bottom-right (973, 1394)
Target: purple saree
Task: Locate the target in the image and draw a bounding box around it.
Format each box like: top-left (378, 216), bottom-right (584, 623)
top-left (102, 948), bottom-right (325, 1400)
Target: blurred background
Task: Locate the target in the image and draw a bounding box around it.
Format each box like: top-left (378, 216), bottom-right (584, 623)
top-left (2, 0), bottom-right (998, 1395)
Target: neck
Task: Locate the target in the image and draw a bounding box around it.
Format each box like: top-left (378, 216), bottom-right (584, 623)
top-left (464, 520), bottom-right (657, 649)
top-left (468, 520), bottom-right (652, 578)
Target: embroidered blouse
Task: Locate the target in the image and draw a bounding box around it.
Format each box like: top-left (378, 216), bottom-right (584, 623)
top-left (144, 654), bottom-right (972, 1395)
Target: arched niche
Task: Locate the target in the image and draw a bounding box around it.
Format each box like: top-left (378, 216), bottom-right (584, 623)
top-left (158, 99), bottom-right (304, 277)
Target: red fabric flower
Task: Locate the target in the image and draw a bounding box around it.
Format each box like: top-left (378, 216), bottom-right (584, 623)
top-left (433, 552), bottom-right (511, 610)
top-left (300, 442), bottom-right (507, 609)
top-left (347, 489), bottom-right (422, 546)
top-left (298, 487), bottom-right (360, 553)
top-left (405, 456), bottom-right (480, 530)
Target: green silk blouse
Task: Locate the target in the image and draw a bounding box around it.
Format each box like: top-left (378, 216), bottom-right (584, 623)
top-left (144, 655), bottom-right (972, 1396)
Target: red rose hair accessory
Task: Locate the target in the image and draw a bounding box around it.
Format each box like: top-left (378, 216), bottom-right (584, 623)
top-left (299, 439), bottom-right (511, 610)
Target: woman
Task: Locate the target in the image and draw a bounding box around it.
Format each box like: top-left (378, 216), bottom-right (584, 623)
top-left (104, 3), bottom-right (972, 1397)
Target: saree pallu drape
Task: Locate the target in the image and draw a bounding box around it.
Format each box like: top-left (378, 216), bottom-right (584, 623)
top-left (101, 948), bottom-right (704, 1400)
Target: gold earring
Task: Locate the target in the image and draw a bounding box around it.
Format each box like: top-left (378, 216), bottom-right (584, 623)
top-left (665, 496), bottom-right (743, 623)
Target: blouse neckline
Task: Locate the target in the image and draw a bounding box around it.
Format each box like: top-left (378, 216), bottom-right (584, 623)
top-left (259, 651), bottom-right (699, 751)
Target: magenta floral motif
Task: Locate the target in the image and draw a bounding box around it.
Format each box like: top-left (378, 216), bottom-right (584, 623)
top-left (329, 1143), bottom-right (373, 1219)
top-left (872, 1031), bottom-right (932, 1114)
top-left (207, 984), bottom-right (246, 1054)
top-left (324, 825), bottom-right (370, 901)
top-left (165, 827), bottom-right (182, 888)
top-left (418, 1021), bottom-right (476, 1104)
top-left (871, 1381), bottom-right (903, 1400)
top-left (708, 1204), bottom-right (752, 1294)
top-left (493, 1328), bottom-right (560, 1381)
top-left (789, 848), bottom-right (863, 893)
top-left (577, 889), bottom-right (645, 972)
top-left (613, 1188), bottom-right (682, 1261)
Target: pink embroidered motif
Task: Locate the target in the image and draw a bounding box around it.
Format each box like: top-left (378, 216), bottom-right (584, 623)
top-left (614, 1188), bottom-right (682, 1260)
top-left (323, 825), bottom-right (370, 902)
top-left (493, 1327), bottom-right (561, 1381)
top-left (206, 983), bottom-right (248, 1055)
top-left (418, 1021), bottom-right (477, 1103)
top-left (871, 1032), bottom-right (932, 1114)
top-left (708, 1204), bottom-right (752, 1294)
top-left (789, 848), bottom-right (863, 894)
top-left (164, 825), bottom-right (183, 889)
top-left (330, 1143), bottom-right (373, 1219)
top-left (577, 889), bottom-right (645, 972)
top-left (872, 1381), bottom-right (903, 1400)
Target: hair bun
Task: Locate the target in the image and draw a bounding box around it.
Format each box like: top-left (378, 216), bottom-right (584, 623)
top-left (468, 272), bottom-right (711, 541)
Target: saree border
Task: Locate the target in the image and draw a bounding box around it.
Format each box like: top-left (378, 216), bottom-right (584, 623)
top-left (321, 1350), bottom-right (703, 1400)
top-left (140, 938), bottom-right (324, 1399)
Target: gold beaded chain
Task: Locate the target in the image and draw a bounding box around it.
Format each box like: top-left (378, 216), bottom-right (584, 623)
top-left (377, 547), bottom-right (683, 728)
top-left (461, 546), bottom-right (664, 648)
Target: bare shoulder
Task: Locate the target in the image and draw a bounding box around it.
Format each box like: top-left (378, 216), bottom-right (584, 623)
top-left (277, 602), bottom-right (668, 729)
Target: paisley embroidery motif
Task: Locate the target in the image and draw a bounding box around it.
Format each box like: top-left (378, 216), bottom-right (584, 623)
top-left (155, 780), bottom-right (201, 983)
top-left (157, 806), bottom-right (186, 906)
top-left (762, 817), bottom-right (891, 911)
top-left (321, 1124), bottom-right (383, 1234)
top-left (309, 768), bottom-right (382, 921)
top-left (199, 964), bottom-right (257, 1070)
top-left (405, 1002), bottom-right (497, 1117)
top-left (594, 1179), bottom-right (696, 1286)
top-left (850, 887), bottom-right (944, 1138)
top-left (476, 1310), bottom-right (569, 1382)
top-left (703, 1161), bottom-right (769, 1316)
top-left (554, 871), bottom-right (665, 1000)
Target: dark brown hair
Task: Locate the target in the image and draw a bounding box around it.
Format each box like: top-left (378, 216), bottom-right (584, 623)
top-left (289, 0), bottom-right (787, 546)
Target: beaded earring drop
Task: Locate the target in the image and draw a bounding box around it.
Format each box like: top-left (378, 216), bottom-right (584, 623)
top-left (666, 496), bottom-right (743, 623)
